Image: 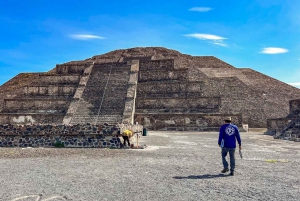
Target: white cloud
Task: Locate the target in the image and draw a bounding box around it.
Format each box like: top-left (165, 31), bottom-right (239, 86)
top-left (69, 34), bottom-right (105, 40)
top-left (260, 47), bottom-right (288, 54)
top-left (185, 33), bottom-right (226, 40)
top-left (185, 33), bottom-right (227, 47)
top-left (189, 7), bottom-right (213, 12)
top-left (288, 82), bottom-right (300, 86)
top-left (212, 41), bottom-right (227, 47)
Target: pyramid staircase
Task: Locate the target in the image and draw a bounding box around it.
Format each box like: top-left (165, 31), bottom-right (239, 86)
top-left (66, 62), bottom-right (132, 125)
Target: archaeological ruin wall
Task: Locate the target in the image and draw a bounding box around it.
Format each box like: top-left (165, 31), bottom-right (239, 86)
top-left (0, 124), bottom-right (121, 148)
top-left (288, 99), bottom-right (300, 118)
top-left (0, 62), bottom-right (90, 124)
top-left (134, 59), bottom-right (243, 131)
top-left (24, 85), bottom-right (76, 96)
top-left (268, 98), bottom-right (300, 141)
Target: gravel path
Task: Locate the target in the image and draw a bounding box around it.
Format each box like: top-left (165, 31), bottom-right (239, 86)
top-left (1, 131), bottom-right (300, 201)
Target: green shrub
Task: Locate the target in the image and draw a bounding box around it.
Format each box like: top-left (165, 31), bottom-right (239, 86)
top-left (53, 141), bottom-right (65, 148)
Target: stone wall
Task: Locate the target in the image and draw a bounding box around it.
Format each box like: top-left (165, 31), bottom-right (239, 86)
top-left (192, 56), bottom-right (234, 68)
top-left (135, 113), bottom-right (242, 131)
top-left (136, 97), bottom-right (220, 113)
top-left (137, 81), bottom-right (203, 97)
top-left (288, 99), bottom-right (300, 118)
top-left (0, 73), bottom-right (43, 112)
top-left (139, 59), bottom-right (174, 71)
top-left (3, 98), bottom-right (71, 113)
top-left (24, 85), bottom-right (76, 96)
top-left (267, 98), bottom-right (300, 141)
top-left (123, 56), bottom-right (152, 62)
top-left (35, 75), bottom-right (81, 85)
top-left (0, 67), bottom-right (82, 124)
top-left (266, 118), bottom-right (291, 135)
top-left (0, 124), bottom-right (121, 148)
top-left (199, 76), bottom-right (272, 127)
top-left (272, 119), bottom-right (300, 141)
top-left (123, 60), bottom-right (139, 124)
top-left (56, 63), bottom-right (91, 74)
top-left (0, 114), bottom-right (65, 124)
top-left (135, 58), bottom-right (233, 130)
top-left (92, 58), bottom-right (120, 64)
top-left (192, 65), bottom-right (300, 127)
top-left (138, 69), bottom-right (188, 82)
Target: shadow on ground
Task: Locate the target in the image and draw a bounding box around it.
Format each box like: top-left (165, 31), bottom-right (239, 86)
top-left (173, 174), bottom-right (230, 179)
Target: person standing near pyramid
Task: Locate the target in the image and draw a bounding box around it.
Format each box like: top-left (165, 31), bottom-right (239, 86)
top-left (122, 129), bottom-right (133, 147)
top-left (218, 117), bottom-right (242, 176)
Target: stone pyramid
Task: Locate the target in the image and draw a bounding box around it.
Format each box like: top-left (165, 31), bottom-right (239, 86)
top-left (1, 47), bottom-right (300, 130)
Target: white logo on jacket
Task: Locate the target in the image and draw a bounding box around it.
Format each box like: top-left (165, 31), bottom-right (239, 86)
top-left (225, 125), bottom-right (235, 136)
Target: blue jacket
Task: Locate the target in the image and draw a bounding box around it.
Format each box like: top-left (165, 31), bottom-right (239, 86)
top-left (218, 123), bottom-right (241, 148)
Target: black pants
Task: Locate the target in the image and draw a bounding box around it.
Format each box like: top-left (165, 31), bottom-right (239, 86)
top-left (122, 136), bottom-right (130, 146)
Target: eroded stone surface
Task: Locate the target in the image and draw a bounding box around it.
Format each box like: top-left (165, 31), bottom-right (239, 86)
top-left (0, 124), bottom-right (121, 148)
top-left (267, 98), bottom-right (300, 141)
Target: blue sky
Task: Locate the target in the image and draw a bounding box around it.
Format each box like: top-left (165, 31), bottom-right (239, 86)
top-left (1, 0), bottom-right (300, 87)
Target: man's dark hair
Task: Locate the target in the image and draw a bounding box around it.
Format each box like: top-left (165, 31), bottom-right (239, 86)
top-left (225, 120), bottom-right (231, 123)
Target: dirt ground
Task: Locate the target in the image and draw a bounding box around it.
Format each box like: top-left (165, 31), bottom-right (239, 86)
top-left (1, 131), bottom-right (300, 201)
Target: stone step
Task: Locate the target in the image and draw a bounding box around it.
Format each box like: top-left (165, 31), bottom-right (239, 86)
top-left (70, 117), bottom-right (118, 121)
top-left (71, 115), bottom-right (122, 119)
top-left (135, 108), bottom-right (219, 114)
top-left (71, 118), bottom-right (117, 121)
top-left (71, 116), bottom-right (96, 119)
top-left (74, 108), bottom-right (123, 113)
top-left (70, 118), bottom-right (121, 124)
top-left (85, 118), bottom-right (120, 121)
top-left (74, 108), bottom-right (95, 112)
top-left (71, 118), bottom-right (122, 121)
top-left (99, 105), bottom-right (124, 108)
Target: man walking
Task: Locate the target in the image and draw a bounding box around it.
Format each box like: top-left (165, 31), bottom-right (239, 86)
top-left (218, 117), bottom-right (242, 176)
